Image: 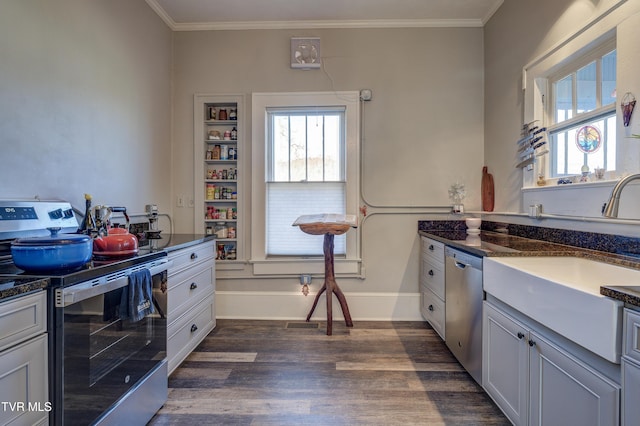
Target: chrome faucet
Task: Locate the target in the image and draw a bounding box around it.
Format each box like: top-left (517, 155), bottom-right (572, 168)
top-left (602, 173), bottom-right (640, 218)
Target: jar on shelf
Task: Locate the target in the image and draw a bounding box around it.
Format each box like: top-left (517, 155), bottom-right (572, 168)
top-left (227, 226), bottom-right (236, 239)
top-left (217, 243), bottom-right (226, 260)
top-left (218, 109), bottom-right (228, 120)
top-left (206, 184), bottom-right (215, 200)
top-left (227, 247), bottom-right (236, 260)
top-left (229, 109), bottom-right (237, 120)
top-left (231, 127), bottom-right (237, 140)
top-left (213, 145), bottom-right (221, 160)
top-left (215, 222), bottom-right (228, 239)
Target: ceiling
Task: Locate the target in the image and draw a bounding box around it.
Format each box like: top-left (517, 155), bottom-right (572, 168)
top-left (145, 0), bottom-right (504, 31)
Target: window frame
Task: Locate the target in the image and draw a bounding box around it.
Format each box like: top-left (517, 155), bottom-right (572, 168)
top-left (250, 92), bottom-right (361, 276)
top-left (545, 41), bottom-right (617, 177)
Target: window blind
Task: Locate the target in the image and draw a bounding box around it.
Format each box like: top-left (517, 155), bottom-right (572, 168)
top-left (266, 182), bottom-right (345, 256)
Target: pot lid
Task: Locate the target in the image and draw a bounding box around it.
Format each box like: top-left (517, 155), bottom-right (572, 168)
top-left (12, 228), bottom-right (91, 246)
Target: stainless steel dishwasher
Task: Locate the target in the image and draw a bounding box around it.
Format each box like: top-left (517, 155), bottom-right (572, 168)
top-left (445, 246), bottom-right (483, 385)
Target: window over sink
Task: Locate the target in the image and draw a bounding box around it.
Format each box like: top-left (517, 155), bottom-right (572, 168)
top-left (548, 44), bottom-right (617, 177)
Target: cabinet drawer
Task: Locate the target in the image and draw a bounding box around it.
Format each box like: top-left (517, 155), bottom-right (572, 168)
top-left (167, 266), bottom-right (215, 322)
top-left (421, 257), bottom-right (445, 300)
top-left (421, 286), bottom-right (445, 340)
top-left (624, 308), bottom-right (640, 364)
top-left (168, 295), bottom-right (216, 374)
top-left (168, 240), bottom-right (216, 275)
top-left (0, 291), bottom-right (46, 352)
top-left (421, 236), bottom-right (445, 264)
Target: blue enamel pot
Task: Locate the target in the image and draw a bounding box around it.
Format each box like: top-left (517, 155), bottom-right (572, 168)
top-left (11, 228), bottom-right (93, 273)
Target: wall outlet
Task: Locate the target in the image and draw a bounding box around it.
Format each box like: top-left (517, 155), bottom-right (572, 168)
top-left (299, 274), bottom-right (312, 285)
top-left (177, 195), bottom-right (184, 207)
top-left (188, 198), bottom-right (194, 208)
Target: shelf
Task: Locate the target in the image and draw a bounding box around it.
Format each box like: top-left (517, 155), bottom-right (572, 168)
top-left (196, 94), bottom-right (244, 268)
top-left (205, 120), bottom-right (238, 126)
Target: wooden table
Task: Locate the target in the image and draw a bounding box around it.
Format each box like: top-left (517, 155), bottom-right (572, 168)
top-left (292, 214), bottom-right (357, 335)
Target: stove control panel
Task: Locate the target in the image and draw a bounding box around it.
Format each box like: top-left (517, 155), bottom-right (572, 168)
top-left (0, 200), bottom-right (79, 239)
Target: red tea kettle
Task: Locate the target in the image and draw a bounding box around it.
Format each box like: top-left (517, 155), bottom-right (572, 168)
top-left (92, 206), bottom-right (139, 257)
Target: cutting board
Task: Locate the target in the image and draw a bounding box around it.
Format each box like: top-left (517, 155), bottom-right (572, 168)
top-left (481, 166), bottom-right (495, 212)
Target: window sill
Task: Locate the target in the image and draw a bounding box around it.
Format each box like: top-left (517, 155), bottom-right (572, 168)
top-left (250, 257), bottom-right (361, 276)
top-left (522, 179), bottom-right (617, 192)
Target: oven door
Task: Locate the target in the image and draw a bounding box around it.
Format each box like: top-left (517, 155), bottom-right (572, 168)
top-left (53, 260), bottom-right (168, 425)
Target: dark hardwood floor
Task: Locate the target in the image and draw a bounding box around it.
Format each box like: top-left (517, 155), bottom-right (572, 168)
top-left (149, 319), bottom-right (510, 425)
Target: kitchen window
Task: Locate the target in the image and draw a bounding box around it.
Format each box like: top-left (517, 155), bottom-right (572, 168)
top-left (251, 92), bottom-right (360, 275)
top-left (547, 43), bottom-right (617, 177)
top-left (267, 107), bottom-right (346, 256)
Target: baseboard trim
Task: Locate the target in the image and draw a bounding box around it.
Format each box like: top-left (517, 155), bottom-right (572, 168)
top-left (215, 290), bottom-right (423, 321)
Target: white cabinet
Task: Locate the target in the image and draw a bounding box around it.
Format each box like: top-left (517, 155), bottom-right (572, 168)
top-left (166, 240), bottom-right (216, 374)
top-left (419, 236), bottom-right (445, 339)
top-left (194, 94), bottom-right (244, 269)
top-left (0, 291), bottom-right (49, 426)
top-left (622, 308), bottom-right (640, 426)
top-left (483, 300), bottom-right (619, 426)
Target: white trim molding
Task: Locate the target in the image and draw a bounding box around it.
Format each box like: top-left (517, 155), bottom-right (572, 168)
top-left (215, 291), bottom-right (422, 321)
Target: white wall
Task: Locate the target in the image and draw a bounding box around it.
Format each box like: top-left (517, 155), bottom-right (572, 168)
top-left (484, 0), bottom-right (640, 227)
top-left (0, 0), bottom-right (172, 217)
top-left (172, 27), bottom-right (484, 319)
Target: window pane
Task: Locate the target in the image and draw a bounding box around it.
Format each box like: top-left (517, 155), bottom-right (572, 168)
top-left (273, 116), bottom-right (290, 181)
top-left (307, 115), bottom-right (324, 181)
top-left (606, 115), bottom-right (616, 170)
top-left (324, 115), bottom-right (341, 181)
top-left (601, 50), bottom-right (617, 106)
top-left (550, 113), bottom-right (615, 177)
top-left (289, 115), bottom-right (307, 181)
top-left (554, 75), bottom-right (573, 123)
top-left (576, 61), bottom-right (597, 113)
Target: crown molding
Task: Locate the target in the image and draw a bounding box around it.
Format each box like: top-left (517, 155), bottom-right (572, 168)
top-left (482, 0), bottom-right (504, 25)
top-left (145, 0), bottom-right (486, 31)
top-left (171, 18), bottom-right (484, 31)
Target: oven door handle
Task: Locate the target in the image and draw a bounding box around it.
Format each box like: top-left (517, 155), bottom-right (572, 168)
top-left (55, 259), bottom-right (171, 307)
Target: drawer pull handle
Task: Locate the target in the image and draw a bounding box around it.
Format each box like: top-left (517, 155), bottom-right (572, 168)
top-left (517, 332), bottom-right (524, 340)
top-left (428, 269), bottom-right (434, 276)
top-left (190, 282), bottom-right (198, 290)
top-left (428, 304), bottom-right (434, 311)
top-left (190, 324), bottom-right (198, 333)
top-left (190, 253), bottom-right (198, 260)
top-left (429, 245), bottom-right (434, 251)
top-left (528, 340), bottom-right (536, 347)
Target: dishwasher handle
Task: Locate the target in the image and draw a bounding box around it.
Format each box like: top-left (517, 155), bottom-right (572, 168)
top-left (454, 260), bottom-right (468, 269)
top-left (445, 246), bottom-right (483, 270)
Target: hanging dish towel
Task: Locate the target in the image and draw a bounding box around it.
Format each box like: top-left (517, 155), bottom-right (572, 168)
top-left (120, 269), bottom-right (154, 322)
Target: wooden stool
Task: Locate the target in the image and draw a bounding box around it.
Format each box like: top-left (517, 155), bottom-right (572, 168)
top-left (292, 214), bottom-right (357, 335)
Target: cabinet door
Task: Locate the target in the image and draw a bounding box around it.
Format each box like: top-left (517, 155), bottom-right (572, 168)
top-left (0, 334), bottom-right (48, 426)
top-left (483, 301), bottom-right (529, 426)
top-left (623, 357), bottom-right (640, 426)
top-left (529, 331), bottom-right (619, 426)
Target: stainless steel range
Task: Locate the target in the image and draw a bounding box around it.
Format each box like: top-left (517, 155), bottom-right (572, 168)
top-left (0, 200), bottom-right (169, 426)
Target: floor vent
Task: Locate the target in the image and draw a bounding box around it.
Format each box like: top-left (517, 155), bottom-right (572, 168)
top-left (286, 322), bottom-right (319, 329)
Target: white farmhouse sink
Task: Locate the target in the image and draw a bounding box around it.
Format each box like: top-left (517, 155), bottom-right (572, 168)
top-left (483, 256), bottom-right (638, 363)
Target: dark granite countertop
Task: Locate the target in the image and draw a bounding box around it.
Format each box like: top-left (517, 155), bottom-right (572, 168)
top-left (0, 277), bottom-right (49, 302)
top-left (143, 233), bottom-right (214, 253)
top-left (419, 228), bottom-right (640, 308)
top-left (601, 286), bottom-right (640, 308)
top-left (0, 234), bottom-right (214, 302)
